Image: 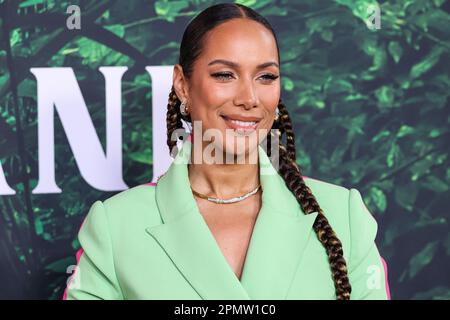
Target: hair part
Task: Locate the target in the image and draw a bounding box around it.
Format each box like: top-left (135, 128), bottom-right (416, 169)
top-left (166, 2), bottom-right (351, 300)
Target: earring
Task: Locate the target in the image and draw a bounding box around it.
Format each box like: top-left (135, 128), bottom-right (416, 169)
top-left (274, 107), bottom-right (280, 121)
top-left (180, 101), bottom-right (189, 116)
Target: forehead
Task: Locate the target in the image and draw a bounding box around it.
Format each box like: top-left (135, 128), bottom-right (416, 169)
top-left (199, 18), bottom-right (278, 66)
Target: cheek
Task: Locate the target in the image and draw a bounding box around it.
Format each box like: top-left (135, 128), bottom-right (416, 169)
top-left (259, 87), bottom-right (280, 126)
top-left (260, 82), bottom-right (280, 105)
top-left (190, 80), bottom-right (228, 121)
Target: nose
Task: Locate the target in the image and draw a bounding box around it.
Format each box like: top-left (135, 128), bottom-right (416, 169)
top-left (233, 77), bottom-right (258, 110)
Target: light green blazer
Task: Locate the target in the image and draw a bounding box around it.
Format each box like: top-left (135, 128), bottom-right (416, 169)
top-left (63, 139), bottom-right (390, 300)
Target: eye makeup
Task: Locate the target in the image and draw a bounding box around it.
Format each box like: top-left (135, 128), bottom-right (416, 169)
top-left (211, 72), bottom-right (279, 82)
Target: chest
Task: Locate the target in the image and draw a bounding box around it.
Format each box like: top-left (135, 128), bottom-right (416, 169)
top-left (194, 194), bottom-right (262, 280)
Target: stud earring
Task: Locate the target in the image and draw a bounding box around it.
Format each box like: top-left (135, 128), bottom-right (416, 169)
top-left (180, 101), bottom-right (189, 116)
top-left (274, 107), bottom-right (280, 121)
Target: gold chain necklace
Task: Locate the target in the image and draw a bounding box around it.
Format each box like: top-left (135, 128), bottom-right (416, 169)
top-left (190, 184), bottom-right (261, 204)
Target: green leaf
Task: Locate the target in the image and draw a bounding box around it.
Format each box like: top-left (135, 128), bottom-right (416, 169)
top-left (321, 29), bottom-right (333, 42)
top-left (235, 0), bottom-right (257, 7)
top-left (314, 100), bottom-right (325, 109)
top-left (45, 257), bottom-right (75, 273)
top-left (259, 6), bottom-right (288, 16)
top-left (408, 241), bottom-right (439, 279)
top-left (369, 46), bottom-right (387, 72)
top-left (375, 85), bottom-right (395, 108)
top-left (388, 41), bottom-right (403, 63)
top-left (235, 0), bottom-right (271, 9)
top-left (344, 93), bottom-right (367, 101)
top-left (410, 48), bottom-right (444, 79)
top-left (34, 217), bottom-right (44, 235)
top-left (104, 24), bottom-right (125, 38)
top-left (428, 128), bottom-right (444, 138)
top-left (372, 130), bottom-right (390, 143)
top-left (128, 151), bottom-right (152, 165)
top-left (349, 114), bottom-right (366, 135)
top-left (410, 156), bottom-right (435, 181)
top-left (422, 176), bottom-right (449, 193)
top-left (19, 0), bottom-right (46, 8)
top-left (369, 186), bottom-right (387, 213)
top-left (61, 47), bottom-right (79, 55)
top-left (394, 184), bottom-right (418, 212)
top-left (71, 238), bottom-right (80, 250)
top-left (387, 142), bottom-right (401, 168)
top-left (10, 29), bottom-right (21, 47)
top-left (17, 79), bottom-right (37, 98)
top-left (155, 1), bottom-right (190, 22)
top-left (43, 233), bottom-right (52, 241)
top-left (282, 77), bottom-right (294, 91)
top-left (335, 0), bottom-right (380, 24)
top-left (396, 125), bottom-right (414, 138)
top-left (324, 78), bottom-right (354, 95)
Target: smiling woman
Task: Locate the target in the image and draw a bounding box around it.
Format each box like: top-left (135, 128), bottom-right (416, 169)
top-left (172, 14), bottom-right (281, 157)
top-left (63, 2), bottom-right (390, 300)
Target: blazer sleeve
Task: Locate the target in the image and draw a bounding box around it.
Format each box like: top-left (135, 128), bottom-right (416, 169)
top-left (347, 188), bottom-right (390, 300)
top-left (63, 200), bottom-right (123, 300)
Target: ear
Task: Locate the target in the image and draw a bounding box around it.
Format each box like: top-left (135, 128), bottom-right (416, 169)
top-left (172, 64), bottom-right (190, 103)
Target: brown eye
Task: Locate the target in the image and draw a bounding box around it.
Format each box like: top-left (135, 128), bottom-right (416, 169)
top-left (260, 74), bottom-right (279, 81)
top-left (211, 72), bottom-right (234, 80)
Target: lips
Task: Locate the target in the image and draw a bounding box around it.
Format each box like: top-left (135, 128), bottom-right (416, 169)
top-left (220, 114), bottom-right (263, 122)
top-left (220, 114), bottom-right (261, 134)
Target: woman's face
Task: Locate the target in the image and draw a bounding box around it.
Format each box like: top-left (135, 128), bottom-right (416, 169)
top-left (174, 18), bottom-right (280, 161)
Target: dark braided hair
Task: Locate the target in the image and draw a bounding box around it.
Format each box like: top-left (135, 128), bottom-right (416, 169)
top-left (166, 3), bottom-right (351, 300)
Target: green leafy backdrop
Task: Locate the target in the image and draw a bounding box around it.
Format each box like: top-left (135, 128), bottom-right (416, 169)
top-left (0, 0), bottom-right (448, 299)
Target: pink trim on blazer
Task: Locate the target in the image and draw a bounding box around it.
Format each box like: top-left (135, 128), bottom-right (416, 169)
top-left (62, 214), bottom-right (89, 300)
top-left (144, 182), bottom-right (157, 186)
top-left (380, 256), bottom-right (391, 300)
top-left (62, 248), bottom-right (84, 300)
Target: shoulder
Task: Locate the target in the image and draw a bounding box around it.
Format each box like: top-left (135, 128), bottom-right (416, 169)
top-left (304, 176), bottom-right (350, 224)
top-left (303, 176), bottom-right (349, 201)
top-left (103, 183), bottom-right (156, 208)
top-left (303, 176), bottom-right (350, 225)
top-left (299, 177), bottom-right (350, 234)
top-left (96, 183), bottom-right (161, 230)
top-left (302, 177), bottom-right (379, 258)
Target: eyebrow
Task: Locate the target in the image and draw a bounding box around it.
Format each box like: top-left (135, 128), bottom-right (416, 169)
top-left (207, 59), bottom-right (279, 69)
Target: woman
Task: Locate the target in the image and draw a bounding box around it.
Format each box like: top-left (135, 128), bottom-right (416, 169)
top-left (63, 3), bottom-right (390, 300)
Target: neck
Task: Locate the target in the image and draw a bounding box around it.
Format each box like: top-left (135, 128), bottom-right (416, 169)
top-left (188, 142), bottom-right (260, 199)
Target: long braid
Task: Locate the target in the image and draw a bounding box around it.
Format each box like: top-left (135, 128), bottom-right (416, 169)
top-left (165, 89), bottom-right (352, 299)
top-left (277, 99), bottom-right (296, 162)
top-left (276, 99), bottom-right (352, 300)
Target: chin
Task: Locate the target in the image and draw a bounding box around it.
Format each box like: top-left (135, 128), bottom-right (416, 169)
top-left (220, 135), bottom-right (259, 163)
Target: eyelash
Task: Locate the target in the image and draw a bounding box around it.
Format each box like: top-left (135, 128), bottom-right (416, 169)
top-left (211, 72), bottom-right (279, 82)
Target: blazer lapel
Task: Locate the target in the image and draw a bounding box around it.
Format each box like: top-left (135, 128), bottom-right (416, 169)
top-left (238, 141), bottom-right (319, 299)
top-left (145, 140), bottom-right (249, 299)
top-left (145, 138), bottom-right (318, 300)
